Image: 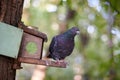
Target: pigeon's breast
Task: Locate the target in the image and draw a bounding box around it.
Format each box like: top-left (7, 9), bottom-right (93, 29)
top-left (57, 37), bottom-right (74, 55)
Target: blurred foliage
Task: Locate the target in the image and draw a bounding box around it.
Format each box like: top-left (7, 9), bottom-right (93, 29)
top-left (17, 0), bottom-right (120, 80)
top-left (45, 67), bottom-right (74, 80)
top-left (107, 0), bottom-right (120, 13)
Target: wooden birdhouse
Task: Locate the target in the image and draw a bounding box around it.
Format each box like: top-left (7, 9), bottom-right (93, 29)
top-left (18, 29), bottom-right (46, 63)
top-left (19, 32), bottom-right (43, 60)
top-left (15, 23), bottom-right (47, 66)
top-left (13, 22), bottom-right (66, 69)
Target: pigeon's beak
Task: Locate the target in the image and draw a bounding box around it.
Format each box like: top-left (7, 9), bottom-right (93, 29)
top-left (76, 31), bottom-right (80, 35)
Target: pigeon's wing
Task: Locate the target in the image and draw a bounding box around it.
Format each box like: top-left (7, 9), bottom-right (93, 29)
top-left (50, 35), bottom-right (74, 60)
top-left (65, 40), bottom-right (74, 56)
top-left (48, 36), bottom-right (61, 60)
top-left (58, 39), bottom-right (74, 59)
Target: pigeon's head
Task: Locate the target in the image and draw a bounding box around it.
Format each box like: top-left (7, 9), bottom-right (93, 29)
top-left (70, 27), bottom-right (80, 35)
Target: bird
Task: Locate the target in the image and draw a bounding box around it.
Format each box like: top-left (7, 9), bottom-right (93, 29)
top-left (47, 27), bottom-right (80, 63)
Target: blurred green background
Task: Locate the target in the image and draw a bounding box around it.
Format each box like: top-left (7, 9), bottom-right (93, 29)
top-left (16, 0), bottom-right (120, 80)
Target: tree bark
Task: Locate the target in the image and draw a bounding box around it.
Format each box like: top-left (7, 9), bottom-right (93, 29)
top-left (0, 0), bottom-right (24, 80)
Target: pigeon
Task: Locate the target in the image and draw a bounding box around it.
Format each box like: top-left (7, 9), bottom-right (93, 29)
top-left (47, 27), bottom-right (80, 63)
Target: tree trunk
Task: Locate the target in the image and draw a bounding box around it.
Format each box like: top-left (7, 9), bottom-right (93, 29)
top-left (0, 0), bottom-right (24, 80)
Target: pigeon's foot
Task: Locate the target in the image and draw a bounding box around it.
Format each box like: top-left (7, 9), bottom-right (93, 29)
top-left (56, 60), bottom-right (68, 65)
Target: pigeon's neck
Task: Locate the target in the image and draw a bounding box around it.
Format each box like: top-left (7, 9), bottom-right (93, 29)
top-left (63, 30), bottom-right (76, 39)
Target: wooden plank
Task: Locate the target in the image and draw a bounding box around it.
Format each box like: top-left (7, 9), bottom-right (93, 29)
top-left (0, 22), bottom-right (23, 58)
top-left (18, 57), bottom-right (67, 68)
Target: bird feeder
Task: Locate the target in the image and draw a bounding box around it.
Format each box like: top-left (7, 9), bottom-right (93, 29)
top-left (13, 22), bottom-right (66, 69)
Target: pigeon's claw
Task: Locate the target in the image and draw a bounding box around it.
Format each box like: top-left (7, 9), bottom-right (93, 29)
top-left (56, 59), bottom-right (67, 65)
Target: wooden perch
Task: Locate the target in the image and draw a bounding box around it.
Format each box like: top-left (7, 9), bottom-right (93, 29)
top-left (18, 57), bottom-right (67, 68)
